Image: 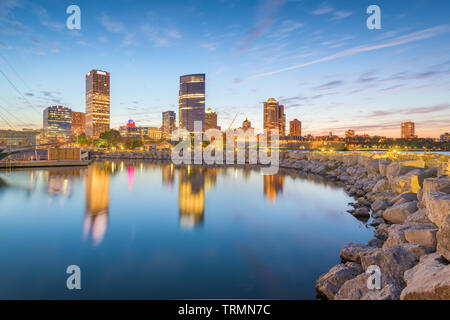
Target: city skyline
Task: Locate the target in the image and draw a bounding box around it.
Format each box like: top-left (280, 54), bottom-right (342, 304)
top-left (0, 0), bottom-right (449, 137)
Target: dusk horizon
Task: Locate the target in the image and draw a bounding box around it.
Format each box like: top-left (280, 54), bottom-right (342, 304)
top-left (0, 0), bottom-right (449, 138)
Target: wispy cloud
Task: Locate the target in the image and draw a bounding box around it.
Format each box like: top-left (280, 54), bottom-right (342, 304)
top-left (369, 105), bottom-right (449, 117)
top-left (242, 25), bottom-right (450, 81)
top-left (313, 80), bottom-right (344, 91)
top-left (237, 0), bottom-right (287, 54)
top-left (331, 10), bottom-right (352, 21)
top-left (100, 12), bottom-right (125, 33)
top-left (312, 2), bottom-right (333, 15)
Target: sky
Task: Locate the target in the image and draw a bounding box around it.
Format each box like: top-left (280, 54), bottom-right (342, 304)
top-left (0, 0), bottom-right (449, 138)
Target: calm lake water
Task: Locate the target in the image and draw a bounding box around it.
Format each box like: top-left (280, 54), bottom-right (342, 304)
top-left (0, 161), bottom-right (373, 299)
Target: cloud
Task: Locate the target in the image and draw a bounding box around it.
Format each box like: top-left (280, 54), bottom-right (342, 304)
top-left (269, 20), bottom-right (303, 40)
top-left (242, 25), bottom-right (450, 81)
top-left (99, 36), bottom-right (109, 43)
top-left (0, 0), bottom-right (22, 18)
top-left (331, 10), bottom-right (352, 21)
top-left (0, 41), bottom-right (12, 49)
top-left (100, 13), bottom-right (125, 33)
top-left (237, 0), bottom-right (287, 54)
top-left (312, 3), bottom-right (333, 15)
top-left (201, 42), bottom-right (218, 51)
top-left (141, 24), bottom-right (181, 47)
top-left (369, 105), bottom-right (449, 118)
top-left (313, 80), bottom-right (344, 91)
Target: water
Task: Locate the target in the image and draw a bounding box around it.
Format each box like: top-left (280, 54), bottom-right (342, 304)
top-left (0, 161), bottom-right (373, 299)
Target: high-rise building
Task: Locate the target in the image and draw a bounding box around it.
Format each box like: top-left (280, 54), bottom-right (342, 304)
top-left (263, 98), bottom-right (285, 136)
top-left (71, 111), bottom-right (86, 136)
top-left (289, 118), bottom-right (301, 137)
top-left (86, 69), bottom-right (110, 138)
top-left (179, 74), bottom-right (205, 132)
top-left (43, 106), bottom-right (72, 140)
top-left (205, 108), bottom-right (220, 131)
top-left (345, 129), bottom-right (355, 138)
top-left (401, 121), bottom-right (415, 139)
top-left (162, 111), bottom-right (176, 138)
top-left (242, 118), bottom-right (253, 131)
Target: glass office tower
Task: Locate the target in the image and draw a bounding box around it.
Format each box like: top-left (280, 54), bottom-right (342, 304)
top-left (179, 74), bottom-right (205, 132)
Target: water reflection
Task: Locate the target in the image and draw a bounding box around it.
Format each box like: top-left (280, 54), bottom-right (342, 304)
top-left (84, 162), bottom-right (110, 246)
top-left (263, 174), bottom-right (284, 203)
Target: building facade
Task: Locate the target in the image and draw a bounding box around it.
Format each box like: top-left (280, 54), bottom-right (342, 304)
top-left (401, 121), bottom-right (415, 139)
top-left (179, 74), bottom-right (205, 132)
top-left (289, 118), bottom-right (301, 137)
top-left (205, 108), bottom-right (220, 131)
top-left (71, 111), bottom-right (86, 136)
top-left (263, 98), bottom-right (286, 136)
top-left (43, 106), bottom-right (72, 140)
top-left (143, 127), bottom-right (162, 140)
top-left (0, 130), bottom-right (40, 146)
top-left (162, 111), bottom-right (176, 138)
top-left (86, 69), bottom-right (110, 138)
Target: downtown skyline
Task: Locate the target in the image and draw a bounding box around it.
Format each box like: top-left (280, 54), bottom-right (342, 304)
top-left (0, 0), bottom-right (449, 138)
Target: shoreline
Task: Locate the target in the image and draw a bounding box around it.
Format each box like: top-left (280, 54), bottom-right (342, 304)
top-left (280, 150), bottom-right (449, 300)
top-left (3, 150), bottom-right (449, 299)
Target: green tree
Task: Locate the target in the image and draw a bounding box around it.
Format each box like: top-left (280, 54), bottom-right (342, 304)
top-left (99, 129), bottom-right (121, 148)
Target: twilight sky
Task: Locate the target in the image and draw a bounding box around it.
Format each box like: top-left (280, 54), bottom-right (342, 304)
top-left (0, 0), bottom-right (449, 137)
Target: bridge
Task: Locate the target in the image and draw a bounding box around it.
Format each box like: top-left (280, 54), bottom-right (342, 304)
top-left (0, 141), bottom-right (75, 160)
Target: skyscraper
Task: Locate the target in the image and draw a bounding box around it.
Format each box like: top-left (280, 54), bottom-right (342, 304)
top-left (205, 108), bottom-right (220, 131)
top-left (71, 111), bottom-right (86, 136)
top-left (401, 121), bottom-right (415, 139)
top-left (289, 118), bottom-right (301, 137)
top-left (179, 74), bottom-right (205, 132)
top-left (43, 106), bottom-right (72, 140)
top-left (263, 98), bottom-right (285, 136)
top-left (162, 111), bottom-right (176, 138)
top-left (86, 69), bottom-right (110, 138)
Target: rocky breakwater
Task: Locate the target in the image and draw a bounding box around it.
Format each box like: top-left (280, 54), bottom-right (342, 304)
top-left (280, 151), bottom-right (450, 300)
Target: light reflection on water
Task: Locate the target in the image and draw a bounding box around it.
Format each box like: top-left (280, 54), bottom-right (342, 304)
top-left (0, 161), bottom-right (372, 299)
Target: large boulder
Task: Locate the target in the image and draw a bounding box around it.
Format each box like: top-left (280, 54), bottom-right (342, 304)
top-left (372, 178), bottom-right (390, 193)
top-left (386, 162), bottom-right (423, 184)
top-left (316, 262), bottom-right (363, 300)
top-left (383, 223), bottom-right (437, 249)
top-left (405, 209), bottom-right (432, 224)
top-left (437, 215), bottom-right (450, 261)
top-left (401, 252), bottom-right (450, 300)
top-left (383, 201), bottom-right (418, 224)
top-left (404, 224), bottom-right (438, 248)
top-left (371, 198), bottom-right (390, 212)
top-left (378, 159), bottom-right (392, 177)
top-left (422, 176), bottom-right (450, 195)
top-left (359, 243), bottom-right (429, 287)
top-left (424, 192), bottom-right (450, 229)
top-left (340, 243), bottom-right (372, 263)
top-left (366, 158), bottom-right (380, 174)
top-left (334, 273), bottom-right (402, 300)
top-left (391, 169), bottom-right (436, 194)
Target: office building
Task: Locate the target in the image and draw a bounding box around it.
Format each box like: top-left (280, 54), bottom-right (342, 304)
top-left (86, 69), bottom-right (110, 138)
top-left (72, 111), bottom-right (86, 136)
top-left (205, 108), bottom-right (220, 131)
top-left (401, 121), bottom-right (415, 139)
top-left (263, 98), bottom-right (285, 136)
top-left (43, 106), bottom-right (72, 140)
top-left (179, 74), bottom-right (205, 132)
top-left (289, 119), bottom-right (301, 137)
top-left (345, 129), bottom-right (355, 138)
top-left (162, 111), bottom-right (176, 138)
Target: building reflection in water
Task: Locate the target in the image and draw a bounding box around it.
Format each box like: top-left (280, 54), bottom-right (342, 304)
top-left (84, 162), bottom-right (110, 246)
top-left (162, 163), bottom-right (175, 191)
top-left (177, 166), bottom-right (218, 229)
top-left (263, 174), bottom-right (284, 203)
top-left (127, 165), bottom-right (135, 191)
top-left (46, 168), bottom-right (86, 196)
